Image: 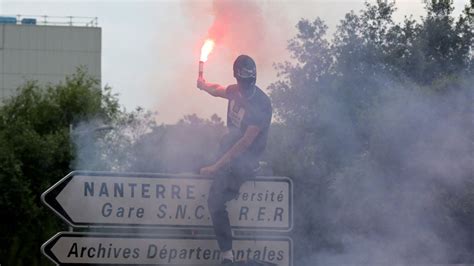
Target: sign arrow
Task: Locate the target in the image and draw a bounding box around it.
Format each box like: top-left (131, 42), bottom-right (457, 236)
top-left (42, 232), bottom-right (292, 265)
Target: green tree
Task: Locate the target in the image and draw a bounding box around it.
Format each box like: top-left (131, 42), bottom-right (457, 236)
top-left (0, 69), bottom-right (142, 265)
top-left (268, 0), bottom-right (473, 263)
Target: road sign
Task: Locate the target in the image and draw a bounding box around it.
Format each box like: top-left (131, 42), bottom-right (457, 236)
top-left (42, 232), bottom-right (292, 266)
top-left (42, 171), bottom-right (293, 231)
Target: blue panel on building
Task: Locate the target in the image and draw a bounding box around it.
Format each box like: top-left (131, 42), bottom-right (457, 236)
top-left (0, 16), bottom-right (17, 24)
top-left (21, 18), bottom-right (37, 25)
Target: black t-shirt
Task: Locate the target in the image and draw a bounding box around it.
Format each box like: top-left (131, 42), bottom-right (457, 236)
top-left (219, 84), bottom-right (272, 170)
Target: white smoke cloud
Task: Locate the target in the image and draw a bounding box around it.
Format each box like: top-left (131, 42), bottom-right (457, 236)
top-left (296, 75), bottom-right (474, 265)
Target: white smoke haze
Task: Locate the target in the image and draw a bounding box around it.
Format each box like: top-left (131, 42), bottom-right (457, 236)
top-left (71, 119), bottom-right (109, 171)
top-left (68, 1), bottom-right (473, 265)
top-left (71, 109), bottom-right (156, 172)
top-left (72, 81), bottom-right (473, 264)
top-left (296, 75), bottom-right (473, 265)
top-left (129, 115), bottom-right (226, 174)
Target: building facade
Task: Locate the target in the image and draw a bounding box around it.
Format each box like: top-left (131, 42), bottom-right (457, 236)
top-left (0, 15), bottom-right (101, 101)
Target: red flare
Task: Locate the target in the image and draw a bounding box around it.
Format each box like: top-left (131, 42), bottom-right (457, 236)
top-left (200, 39), bottom-right (215, 62)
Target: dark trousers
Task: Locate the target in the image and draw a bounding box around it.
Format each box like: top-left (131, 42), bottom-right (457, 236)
top-left (207, 165), bottom-right (255, 252)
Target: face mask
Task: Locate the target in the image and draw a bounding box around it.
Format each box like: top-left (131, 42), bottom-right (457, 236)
top-left (237, 77), bottom-right (255, 89)
top-left (237, 78), bottom-right (256, 98)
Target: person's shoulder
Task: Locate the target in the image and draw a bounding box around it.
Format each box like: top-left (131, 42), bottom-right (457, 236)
top-left (224, 84), bottom-right (239, 99)
top-left (226, 84), bottom-right (239, 98)
top-left (227, 84), bottom-right (239, 92)
top-left (255, 86), bottom-right (272, 109)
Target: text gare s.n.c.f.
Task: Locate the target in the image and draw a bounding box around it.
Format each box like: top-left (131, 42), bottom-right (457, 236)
top-left (82, 177), bottom-right (287, 227)
top-left (42, 172), bottom-right (292, 231)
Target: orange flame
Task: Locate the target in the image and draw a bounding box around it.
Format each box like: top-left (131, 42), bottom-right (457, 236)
top-left (200, 39), bottom-right (215, 62)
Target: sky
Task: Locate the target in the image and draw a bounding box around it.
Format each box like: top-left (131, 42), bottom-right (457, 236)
top-left (0, 0), bottom-right (469, 123)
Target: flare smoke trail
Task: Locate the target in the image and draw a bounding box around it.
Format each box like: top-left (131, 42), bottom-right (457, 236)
top-left (156, 0), bottom-right (288, 123)
top-left (206, 0), bottom-right (268, 63)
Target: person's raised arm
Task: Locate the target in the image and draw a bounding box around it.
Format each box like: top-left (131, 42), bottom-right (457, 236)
top-left (197, 77), bottom-right (227, 98)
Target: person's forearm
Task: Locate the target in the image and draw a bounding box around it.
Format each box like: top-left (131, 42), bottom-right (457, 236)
top-left (202, 82), bottom-right (225, 96)
top-left (215, 136), bottom-right (254, 169)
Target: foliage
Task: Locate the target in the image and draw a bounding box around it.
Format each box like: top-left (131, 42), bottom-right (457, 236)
top-left (0, 69), bottom-right (148, 265)
top-left (268, 0), bottom-right (473, 263)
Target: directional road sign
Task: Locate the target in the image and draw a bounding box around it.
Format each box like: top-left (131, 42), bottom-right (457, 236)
top-left (42, 171), bottom-right (293, 231)
top-left (42, 232), bottom-right (292, 266)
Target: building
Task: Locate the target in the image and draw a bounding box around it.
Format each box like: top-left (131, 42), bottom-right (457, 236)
top-left (0, 15), bottom-right (101, 101)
